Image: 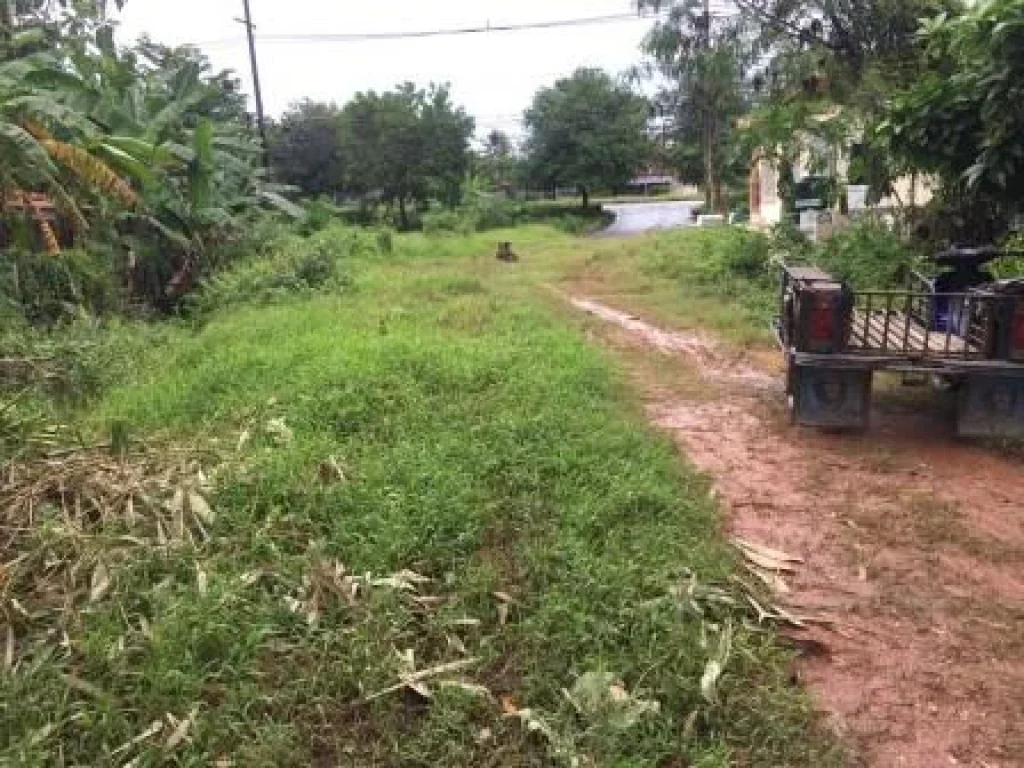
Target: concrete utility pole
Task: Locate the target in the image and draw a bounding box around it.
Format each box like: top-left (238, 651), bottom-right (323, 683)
top-left (237, 0), bottom-right (269, 165)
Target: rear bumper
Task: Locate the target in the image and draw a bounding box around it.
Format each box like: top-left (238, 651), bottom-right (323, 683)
top-left (791, 351), bottom-right (1024, 377)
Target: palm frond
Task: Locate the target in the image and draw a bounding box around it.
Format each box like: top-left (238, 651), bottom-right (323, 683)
top-left (45, 183), bottom-right (90, 234)
top-left (19, 118), bottom-right (55, 143)
top-left (41, 140), bottom-right (139, 208)
top-left (0, 122), bottom-right (59, 181)
top-left (92, 142), bottom-right (155, 185)
top-left (117, 212), bottom-right (193, 251)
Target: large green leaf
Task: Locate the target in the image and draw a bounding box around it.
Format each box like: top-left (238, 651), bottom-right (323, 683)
top-left (257, 189), bottom-right (307, 220)
top-left (93, 142), bottom-right (155, 185)
top-left (102, 135), bottom-right (175, 166)
top-left (189, 119), bottom-right (215, 212)
top-left (117, 212), bottom-right (193, 251)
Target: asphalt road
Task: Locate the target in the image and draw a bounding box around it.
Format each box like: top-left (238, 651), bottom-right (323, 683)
top-left (602, 201), bottom-right (698, 236)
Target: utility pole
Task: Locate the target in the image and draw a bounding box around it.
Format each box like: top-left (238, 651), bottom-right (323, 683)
top-left (701, 0), bottom-right (718, 213)
top-left (237, 0), bottom-right (269, 165)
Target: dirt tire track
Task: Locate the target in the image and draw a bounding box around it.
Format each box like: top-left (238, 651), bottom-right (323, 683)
top-left (572, 296), bottom-right (1024, 768)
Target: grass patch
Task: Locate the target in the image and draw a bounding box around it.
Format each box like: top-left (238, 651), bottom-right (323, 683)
top-left (2, 226), bottom-right (841, 766)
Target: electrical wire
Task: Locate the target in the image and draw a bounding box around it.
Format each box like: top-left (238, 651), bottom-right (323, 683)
top-left (194, 7), bottom-right (714, 48)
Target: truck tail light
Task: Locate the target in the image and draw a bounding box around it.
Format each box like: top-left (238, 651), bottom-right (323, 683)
top-left (808, 296), bottom-right (837, 346)
top-left (1011, 302), bottom-right (1024, 360)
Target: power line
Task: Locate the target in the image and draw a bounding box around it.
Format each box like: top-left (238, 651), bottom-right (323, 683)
top-left (196, 10), bottom-right (677, 48)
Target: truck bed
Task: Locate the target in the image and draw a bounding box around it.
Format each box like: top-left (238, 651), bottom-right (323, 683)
top-left (848, 309), bottom-right (983, 357)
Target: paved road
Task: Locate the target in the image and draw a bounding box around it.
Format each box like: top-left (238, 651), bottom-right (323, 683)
top-left (602, 201), bottom-right (698, 236)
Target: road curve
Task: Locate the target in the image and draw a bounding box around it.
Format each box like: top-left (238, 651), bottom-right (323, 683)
top-left (601, 200), bottom-right (698, 236)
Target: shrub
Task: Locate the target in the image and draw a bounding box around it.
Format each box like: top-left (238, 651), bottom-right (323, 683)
top-left (814, 219), bottom-right (919, 288)
top-left (422, 208), bottom-right (474, 236)
top-left (0, 318), bottom-right (170, 403)
top-left (188, 225), bottom-right (370, 316)
top-left (0, 247), bottom-right (124, 325)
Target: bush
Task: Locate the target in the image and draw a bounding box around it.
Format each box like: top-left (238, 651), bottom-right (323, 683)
top-left (814, 219), bottom-right (919, 288)
top-left (0, 318), bottom-right (170, 403)
top-left (0, 248), bottom-right (123, 325)
top-left (422, 208), bottom-right (475, 236)
top-left (188, 224), bottom-right (371, 316)
top-left (298, 198), bottom-right (344, 236)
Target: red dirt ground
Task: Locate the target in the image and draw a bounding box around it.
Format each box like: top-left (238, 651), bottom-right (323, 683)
top-left (572, 296), bottom-right (1024, 768)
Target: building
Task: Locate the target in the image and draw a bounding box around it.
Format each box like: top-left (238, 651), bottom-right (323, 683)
top-left (747, 125), bottom-right (935, 235)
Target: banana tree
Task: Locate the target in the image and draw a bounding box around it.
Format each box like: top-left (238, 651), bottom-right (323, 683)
top-left (0, 47), bottom-right (137, 255)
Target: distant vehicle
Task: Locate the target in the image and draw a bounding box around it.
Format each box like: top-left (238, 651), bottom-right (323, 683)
top-left (774, 247), bottom-right (1024, 437)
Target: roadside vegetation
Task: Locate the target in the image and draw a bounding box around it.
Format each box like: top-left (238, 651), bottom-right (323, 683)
top-left (3, 224), bottom-right (842, 766)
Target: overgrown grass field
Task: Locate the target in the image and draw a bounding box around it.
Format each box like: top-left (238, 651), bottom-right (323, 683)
top-left (2, 226), bottom-right (840, 766)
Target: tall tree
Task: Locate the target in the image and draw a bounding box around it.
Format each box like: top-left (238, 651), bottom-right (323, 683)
top-left (478, 129), bottom-right (517, 191)
top-left (337, 82), bottom-right (473, 227)
top-left (523, 68), bottom-right (650, 209)
top-left (268, 100), bottom-right (344, 197)
top-left (640, 1), bottom-right (756, 212)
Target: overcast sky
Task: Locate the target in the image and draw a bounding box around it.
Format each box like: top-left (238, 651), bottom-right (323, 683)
top-left (114, 0), bottom-right (658, 140)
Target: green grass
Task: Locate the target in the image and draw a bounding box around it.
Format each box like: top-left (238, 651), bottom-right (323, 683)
top-left (2, 226), bottom-right (840, 766)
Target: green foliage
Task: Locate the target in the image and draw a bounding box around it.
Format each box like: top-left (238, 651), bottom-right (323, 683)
top-left (643, 221), bottom-right (918, 339)
top-left (334, 83), bottom-right (475, 227)
top-left (187, 225), bottom-right (373, 316)
top-left (643, 227), bottom-right (777, 322)
top-left (421, 198), bottom-right (613, 238)
top-left (879, 0), bottom-right (1024, 239)
top-left (0, 248), bottom-right (122, 324)
top-left (641, 1), bottom-right (759, 210)
top-left (0, 317), bottom-right (169, 404)
top-left (422, 207), bottom-right (474, 236)
top-left (524, 68), bottom-right (651, 207)
top-left (476, 128), bottom-right (520, 192)
top-left (268, 101), bottom-right (345, 197)
top-left (814, 219), bottom-right (920, 287)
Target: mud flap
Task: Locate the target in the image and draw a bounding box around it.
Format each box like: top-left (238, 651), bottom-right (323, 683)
top-left (957, 374), bottom-right (1024, 438)
top-left (791, 365), bottom-right (873, 430)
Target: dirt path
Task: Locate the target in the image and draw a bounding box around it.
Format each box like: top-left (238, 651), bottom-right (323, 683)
top-left (571, 296), bottom-right (1024, 768)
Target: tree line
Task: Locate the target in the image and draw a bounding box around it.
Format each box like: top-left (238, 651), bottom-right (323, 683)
top-left (269, 68), bottom-right (653, 218)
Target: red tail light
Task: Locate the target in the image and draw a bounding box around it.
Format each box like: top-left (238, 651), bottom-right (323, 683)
top-left (1011, 303), bottom-right (1024, 359)
top-left (808, 297), bottom-right (837, 344)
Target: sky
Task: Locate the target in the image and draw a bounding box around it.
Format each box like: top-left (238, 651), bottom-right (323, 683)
top-left (114, 0), bottom-right (661, 141)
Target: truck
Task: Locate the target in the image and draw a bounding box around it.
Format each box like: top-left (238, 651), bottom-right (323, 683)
top-left (775, 247), bottom-right (1024, 437)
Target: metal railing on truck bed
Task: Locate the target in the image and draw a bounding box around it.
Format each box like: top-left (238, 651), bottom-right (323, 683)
top-left (847, 290), bottom-right (990, 360)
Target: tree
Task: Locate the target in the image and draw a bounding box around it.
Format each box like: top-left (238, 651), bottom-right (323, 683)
top-left (523, 68), bottom-right (650, 209)
top-left (477, 129), bottom-right (517, 192)
top-left (640, 1), bottom-right (757, 213)
top-left (878, 0), bottom-right (1024, 241)
top-left (337, 82), bottom-right (473, 227)
top-left (268, 100), bottom-right (344, 197)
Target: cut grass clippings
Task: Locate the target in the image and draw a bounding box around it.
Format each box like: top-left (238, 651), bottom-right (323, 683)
top-left (1, 226), bottom-right (842, 766)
